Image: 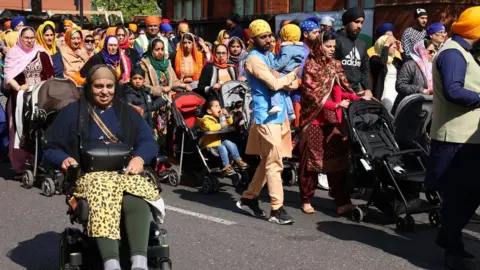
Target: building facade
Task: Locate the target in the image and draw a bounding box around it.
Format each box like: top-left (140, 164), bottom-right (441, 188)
top-left (0, 0), bottom-right (91, 12)
top-left (164, 0), bottom-right (479, 42)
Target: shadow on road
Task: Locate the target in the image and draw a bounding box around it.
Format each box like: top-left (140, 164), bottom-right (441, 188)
top-left (6, 231), bottom-right (60, 270)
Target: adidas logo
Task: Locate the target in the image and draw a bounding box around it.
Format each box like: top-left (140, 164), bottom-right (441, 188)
top-left (342, 47), bottom-right (361, 67)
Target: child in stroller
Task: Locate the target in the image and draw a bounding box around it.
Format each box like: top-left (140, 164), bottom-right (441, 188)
top-left (197, 97), bottom-right (249, 176)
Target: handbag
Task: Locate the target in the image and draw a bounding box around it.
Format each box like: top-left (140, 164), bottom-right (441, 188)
top-left (80, 105), bottom-right (133, 172)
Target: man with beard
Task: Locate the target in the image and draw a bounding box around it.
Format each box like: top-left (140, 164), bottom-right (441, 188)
top-left (426, 6), bottom-right (480, 270)
top-left (227, 13), bottom-right (244, 40)
top-left (236, 19), bottom-right (300, 225)
top-left (401, 8), bottom-right (428, 60)
top-left (335, 7), bottom-right (372, 98)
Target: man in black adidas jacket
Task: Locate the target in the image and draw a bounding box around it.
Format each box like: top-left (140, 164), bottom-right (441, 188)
top-left (335, 7), bottom-right (372, 98)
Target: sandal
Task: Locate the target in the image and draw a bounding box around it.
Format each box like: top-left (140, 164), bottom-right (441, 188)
top-left (301, 203), bottom-right (315, 214)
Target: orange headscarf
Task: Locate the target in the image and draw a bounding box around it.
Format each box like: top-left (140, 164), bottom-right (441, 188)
top-left (175, 33), bottom-right (204, 81)
top-left (4, 21), bottom-right (11, 29)
top-left (213, 44), bottom-right (233, 69)
top-left (65, 27), bottom-right (83, 49)
top-left (145, 16), bottom-right (161, 26)
top-left (64, 20), bottom-right (74, 28)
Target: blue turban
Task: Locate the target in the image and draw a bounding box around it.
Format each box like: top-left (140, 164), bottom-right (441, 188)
top-left (160, 23), bottom-right (173, 33)
top-left (427, 22), bottom-right (445, 36)
top-left (305, 16), bottom-right (319, 25)
top-left (300, 20), bottom-right (319, 33)
top-left (375, 23), bottom-right (395, 38)
top-left (11, 16), bottom-right (26, 30)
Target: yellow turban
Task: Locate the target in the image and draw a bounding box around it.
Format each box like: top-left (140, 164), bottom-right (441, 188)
top-left (249, 19), bottom-right (271, 37)
top-left (129, 23), bottom-right (137, 33)
top-left (178, 22), bottom-right (190, 33)
top-left (451, 6), bottom-right (480, 39)
top-left (280, 24), bottom-right (301, 42)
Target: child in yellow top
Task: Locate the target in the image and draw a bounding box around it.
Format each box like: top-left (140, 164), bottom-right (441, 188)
top-left (197, 98), bottom-right (248, 175)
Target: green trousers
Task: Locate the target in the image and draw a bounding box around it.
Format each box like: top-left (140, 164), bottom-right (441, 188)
top-left (96, 194), bottom-right (151, 262)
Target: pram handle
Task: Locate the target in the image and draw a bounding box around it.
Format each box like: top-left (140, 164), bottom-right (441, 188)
top-left (382, 149), bottom-right (423, 159)
top-left (198, 126), bottom-right (236, 136)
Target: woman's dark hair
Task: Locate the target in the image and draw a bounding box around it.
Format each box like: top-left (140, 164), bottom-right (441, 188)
top-left (182, 33), bottom-right (194, 43)
top-left (228, 38), bottom-right (242, 48)
top-left (42, 24), bottom-right (55, 35)
top-left (116, 26), bottom-right (127, 35)
top-left (20, 27), bottom-right (35, 37)
top-left (322, 31), bottom-right (335, 43)
top-left (310, 31), bottom-right (336, 60)
top-left (223, 31), bottom-right (230, 38)
top-left (214, 43), bottom-right (228, 53)
top-left (150, 38), bottom-right (165, 51)
top-left (423, 39), bottom-right (433, 49)
top-left (128, 29), bottom-right (135, 38)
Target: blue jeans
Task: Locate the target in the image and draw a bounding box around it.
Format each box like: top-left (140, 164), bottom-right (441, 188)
top-left (270, 91), bottom-right (294, 116)
top-left (213, 140), bottom-right (241, 167)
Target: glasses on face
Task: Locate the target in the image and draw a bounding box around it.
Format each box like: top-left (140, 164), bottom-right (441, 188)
top-left (434, 31), bottom-right (447, 36)
top-left (216, 52), bottom-right (227, 56)
top-left (85, 39), bottom-right (95, 43)
top-left (22, 36), bottom-right (35, 41)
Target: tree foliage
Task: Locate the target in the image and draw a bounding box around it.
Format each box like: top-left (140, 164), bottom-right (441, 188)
top-left (91, 0), bottom-right (160, 20)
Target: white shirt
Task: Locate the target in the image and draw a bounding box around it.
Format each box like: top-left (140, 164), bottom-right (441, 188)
top-left (381, 64), bottom-right (398, 113)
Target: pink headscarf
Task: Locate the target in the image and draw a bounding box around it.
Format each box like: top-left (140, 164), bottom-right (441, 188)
top-left (4, 27), bottom-right (50, 83)
top-left (410, 40), bottom-right (433, 90)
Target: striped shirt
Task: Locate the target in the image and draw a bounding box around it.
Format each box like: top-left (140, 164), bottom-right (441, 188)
top-left (401, 27), bottom-right (427, 59)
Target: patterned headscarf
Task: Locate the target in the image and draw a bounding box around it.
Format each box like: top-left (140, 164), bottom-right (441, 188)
top-left (248, 20), bottom-right (272, 52)
top-left (280, 24), bottom-right (301, 42)
top-left (300, 20), bottom-right (319, 34)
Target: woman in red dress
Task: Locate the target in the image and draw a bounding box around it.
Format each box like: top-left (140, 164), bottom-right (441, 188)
top-left (298, 32), bottom-right (370, 215)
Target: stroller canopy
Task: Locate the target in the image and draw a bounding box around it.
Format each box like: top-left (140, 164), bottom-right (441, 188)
top-left (37, 78), bottom-right (81, 114)
top-left (172, 92), bottom-right (205, 128)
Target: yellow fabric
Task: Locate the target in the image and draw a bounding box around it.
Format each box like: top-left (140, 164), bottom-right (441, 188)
top-left (280, 24), bottom-right (301, 42)
top-left (249, 19), bottom-right (271, 37)
top-left (374, 35), bottom-right (394, 64)
top-left (74, 171), bottom-right (160, 239)
top-left (197, 114), bottom-right (234, 147)
top-left (129, 23), bottom-right (138, 33)
top-left (214, 30), bottom-right (229, 45)
top-left (36, 22), bottom-right (58, 55)
top-left (178, 23), bottom-right (190, 33)
top-left (64, 20), bottom-right (73, 28)
top-left (4, 31), bottom-right (18, 48)
top-left (452, 6), bottom-right (480, 39)
top-left (368, 46), bottom-right (402, 60)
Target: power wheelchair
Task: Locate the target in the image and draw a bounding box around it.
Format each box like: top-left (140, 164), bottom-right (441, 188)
top-left (59, 165), bottom-right (172, 270)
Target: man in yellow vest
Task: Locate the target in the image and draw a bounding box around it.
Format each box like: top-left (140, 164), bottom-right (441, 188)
top-left (426, 7), bottom-right (480, 270)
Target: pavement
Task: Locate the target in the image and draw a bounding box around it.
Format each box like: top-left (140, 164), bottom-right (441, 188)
top-left (0, 162), bottom-right (479, 270)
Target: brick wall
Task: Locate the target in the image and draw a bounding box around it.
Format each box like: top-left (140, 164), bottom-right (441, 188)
top-left (315, 0), bottom-right (345, 11)
top-left (0, 0), bottom-right (91, 12)
top-left (212, 0), bottom-right (233, 18)
top-left (263, 0), bottom-right (288, 14)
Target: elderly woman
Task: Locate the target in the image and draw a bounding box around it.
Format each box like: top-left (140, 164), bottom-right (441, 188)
top-left (369, 35), bottom-right (403, 113)
top-left (43, 65), bottom-right (161, 270)
top-left (4, 27), bottom-right (54, 174)
top-left (81, 36), bottom-right (132, 84)
top-left (426, 23), bottom-right (446, 52)
top-left (171, 33), bottom-right (205, 88)
top-left (36, 21), bottom-right (64, 78)
top-left (116, 26), bottom-right (138, 66)
top-left (394, 39), bottom-right (435, 111)
top-left (227, 37), bottom-right (248, 80)
top-left (60, 27), bottom-right (89, 86)
top-left (196, 44), bottom-right (237, 98)
top-left (298, 32), bottom-right (367, 215)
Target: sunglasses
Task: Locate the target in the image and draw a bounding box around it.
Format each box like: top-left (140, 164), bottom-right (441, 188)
top-left (85, 39), bottom-right (95, 43)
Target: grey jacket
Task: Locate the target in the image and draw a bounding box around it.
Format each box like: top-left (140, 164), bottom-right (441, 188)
top-left (393, 60), bottom-right (428, 113)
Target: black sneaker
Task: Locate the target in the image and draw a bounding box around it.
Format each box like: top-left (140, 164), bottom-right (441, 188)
top-left (236, 198), bottom-right (266, 217)
top-left (269, 207), bottom-right (294, 225)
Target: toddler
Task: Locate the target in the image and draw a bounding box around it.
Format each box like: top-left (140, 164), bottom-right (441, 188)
top-left (270, 24), bottom-right (304, 121)
top-left (197, 98), bottom-right (248, 176)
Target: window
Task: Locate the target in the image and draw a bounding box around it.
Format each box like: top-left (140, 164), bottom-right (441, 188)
top-left (174, 0), bottom-right (203, 20)
top-left (290, 0), bottom-right (314, 13)
top-left (235, 0), bottom-right (255, 16)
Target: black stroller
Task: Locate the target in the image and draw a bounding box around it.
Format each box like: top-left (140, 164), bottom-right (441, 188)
top-left (345, 100), bottom-right (441, 232)
top-left (394, 94), bottom-right (433, 153)
top-left (171, 91), bottom-right (250, 193)
top-left (219, 80), bottom-right (298, 186)
top-left (19, 78), bottom-right (81, 196)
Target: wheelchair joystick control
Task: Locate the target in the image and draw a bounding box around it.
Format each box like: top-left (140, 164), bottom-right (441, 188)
top-left (66, 165), bottom-right (80, 184)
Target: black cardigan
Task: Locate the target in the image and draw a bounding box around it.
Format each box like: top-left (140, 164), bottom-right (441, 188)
top-left (369, 46), bottom-right (403, 100)
top-left (194, 62), bottom-right (237, 99)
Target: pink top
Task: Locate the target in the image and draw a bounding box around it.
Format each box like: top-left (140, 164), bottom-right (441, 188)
top-left (312, 84), bottom-right (360, 125)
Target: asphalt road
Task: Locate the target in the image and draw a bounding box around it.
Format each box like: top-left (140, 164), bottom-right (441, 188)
top-left (0, 163), bottom-right (479, 270)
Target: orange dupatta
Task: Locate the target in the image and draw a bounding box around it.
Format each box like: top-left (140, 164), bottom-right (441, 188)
top-left (174, 33), bottom-right (204, 81)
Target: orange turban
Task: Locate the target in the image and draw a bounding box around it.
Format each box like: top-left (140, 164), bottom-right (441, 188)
top-left (451, 6), bottom-right (480, 39)
top-left (106, 27), bottom-right (116, 36)
top-left (4, 21), bottom-right (11, 29)
top-left (129, 23), bottom-right (137, 33)
top-left (64, 19), bottom-right (73, 28)
top-left (145, 16), bottom-right (161, 26)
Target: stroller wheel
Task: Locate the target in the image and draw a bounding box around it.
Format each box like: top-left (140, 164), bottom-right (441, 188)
top-left (211, 175), bottom-right (220, 193)
top-left (202, 177), bottom-right (212, 194)
top-left (167, 168), bottom-right (180, 187)
top-left (352, 206), bottom-right (364, 222)
top-left (429, 211), bottom-right (441, 228)
top-left (160, 260), bottom-right (172, 270)
top-left (22, 170), bottom-right (35, 189)
top-left (282, 169), bottom-right (296, 187)
top-left (230, 173), bottom-right (241, 188)
top-left (42, 178), bottom-right (56, 197)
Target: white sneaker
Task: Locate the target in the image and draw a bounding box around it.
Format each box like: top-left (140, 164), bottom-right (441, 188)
top-left (317, 173), bottom-right (329, 190)
top-left (268, 106), bottom-right (282, 115)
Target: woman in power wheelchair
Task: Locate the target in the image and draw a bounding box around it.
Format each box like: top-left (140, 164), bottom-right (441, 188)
top-left (43, 65), bottom-right (170, 270)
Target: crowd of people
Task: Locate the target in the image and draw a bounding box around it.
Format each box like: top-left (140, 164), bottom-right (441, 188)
top-left (0, 5), bottom-right (479, 270)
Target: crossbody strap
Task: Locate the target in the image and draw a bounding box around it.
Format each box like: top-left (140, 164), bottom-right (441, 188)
top-left (87, 104), bottom-right (120, 143)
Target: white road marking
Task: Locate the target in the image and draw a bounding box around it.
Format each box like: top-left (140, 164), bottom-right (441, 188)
top-left (165, 205), bottom-right (237, 225)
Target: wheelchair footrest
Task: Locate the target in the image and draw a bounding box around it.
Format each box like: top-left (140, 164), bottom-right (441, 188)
top-left (147, 244), bottom-right (170, 259)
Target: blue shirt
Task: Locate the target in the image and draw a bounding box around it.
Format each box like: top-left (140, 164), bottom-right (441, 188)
top-left (436, 35), bottom-right (480, 107)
